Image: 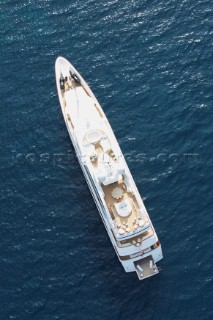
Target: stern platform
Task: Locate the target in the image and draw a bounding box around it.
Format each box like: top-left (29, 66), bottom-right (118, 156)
top-left (134, 256), bottom-right (159, 280)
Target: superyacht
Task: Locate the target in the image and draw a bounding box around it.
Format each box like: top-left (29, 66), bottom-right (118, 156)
top-left (55, 57), bottom-right (163, 280)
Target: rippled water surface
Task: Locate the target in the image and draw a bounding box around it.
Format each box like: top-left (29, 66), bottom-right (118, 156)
top-left (0, 0), bottom-right (212, 319)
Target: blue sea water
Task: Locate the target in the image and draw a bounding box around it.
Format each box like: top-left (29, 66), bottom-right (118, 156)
top-left (0, 0), bottom-right (212, 319)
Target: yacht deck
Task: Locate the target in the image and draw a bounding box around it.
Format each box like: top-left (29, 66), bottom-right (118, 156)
top-left (102, 179), bottom-right (142, 234)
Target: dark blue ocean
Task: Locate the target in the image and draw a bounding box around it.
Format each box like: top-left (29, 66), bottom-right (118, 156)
top-left (0, 0), bottom-right (212, 319)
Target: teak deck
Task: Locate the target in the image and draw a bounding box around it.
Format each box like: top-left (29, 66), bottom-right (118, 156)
top-left (101, 179), bottom-right (140, 233)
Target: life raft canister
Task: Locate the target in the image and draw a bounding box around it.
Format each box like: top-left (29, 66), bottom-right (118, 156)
top-left (60, 75), bottom-right (65, 90)
top-left (71, 72), bottom-right (81, 84)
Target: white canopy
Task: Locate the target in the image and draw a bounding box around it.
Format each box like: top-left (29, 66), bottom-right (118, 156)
top-left (115, 200), bottom-right (132, 217)
top-left (97, 153), bottom-right (120, 185)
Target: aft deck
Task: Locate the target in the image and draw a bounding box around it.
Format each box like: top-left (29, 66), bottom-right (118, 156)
top-left (101, 178), bottom-right (143, 234)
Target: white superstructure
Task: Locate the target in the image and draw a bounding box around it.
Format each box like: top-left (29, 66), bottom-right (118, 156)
top-left (55, 57), bottom-right (163, 280)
